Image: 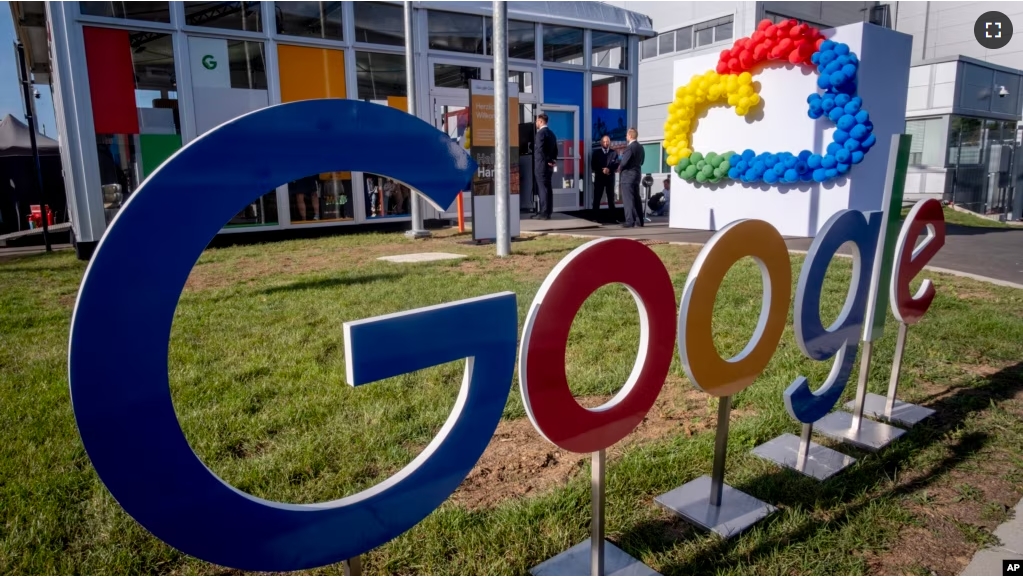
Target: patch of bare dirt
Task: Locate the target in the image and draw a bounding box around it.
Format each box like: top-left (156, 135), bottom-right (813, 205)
top-left (449, 376), bottom-right (748, 509)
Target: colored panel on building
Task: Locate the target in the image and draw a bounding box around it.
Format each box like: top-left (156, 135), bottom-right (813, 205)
top-left (188, 37), bottom-right (230, 88)
top-left (278, 45), bottom-right (346, 102)
top-left (139, 134), bottom-right (182, 178)
top-left (591, 84), bottom-right (608, 109)
top-left (83, 27), bottom-right (139, 135)
top-left (387, 96), bottom-right (408, 111)
top-left (542, 69), bottom-right (583, 136)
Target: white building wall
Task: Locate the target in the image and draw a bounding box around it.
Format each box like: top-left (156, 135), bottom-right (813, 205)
top-left (889, 1), bottom-right (1023, 70)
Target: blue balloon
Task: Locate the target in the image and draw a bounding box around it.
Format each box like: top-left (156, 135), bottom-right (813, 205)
top-left (784, 168), bottom-right (799, 182)
top-left (825, 168), bottom-right (838, 179)
top-left (834, 94), bottom-right (851, 107)
top-left (842, 64), bottom-right (857, 78)
top-left (827, 142), bottom-right (842, 155)
top-left (828, 107), bottom-right (845, 122)
top-left (855, 110), bottom-right (870, 124)
top-left (833, 129), bottom-right (850, 144)
top-left (809, 107), bottom-right (824, 119)
top-left (800, 170), bottom-right (813, 182)
top-left (798, 149), bottom-right (812, 161)
top-left (835, 55), bottom-right (850, 67)
top-left (821, 97), bottom-right (836, 111)
top-left (730, 154), bottom-right (742, 165)
top-left (773, 163), bottom-right (787, 176)
top-left (744, 169), bottom-right (757, 181)
top-left (849, 124), bottom-right (868, 140)
top-left (753, 160), bottom-right (766, 172)
top-left (728, 167), bottom-right (741, 179)
top-left (837, 114), bottom-right (856, 131)
top-left (812, 168), bottom-right (827, 182)
top-left (783, 156), bottom-right (797, 169)
top-left (845, 138), bottom-right (861, 151)
top-left (837, 162), bottom-right (851, 174)
top-left (824, 61), bottom-right (841, 74)
top-left (764, 154), bottom-right (778, 168)
top-left (807, 93), bottom-right (822, 104)
top-left (795, 160), bottom-right (809, 173)
top-left (835, 43), bottom-right (850, 55)
top-left (820, 40), bottom-right (835, 51)
top-left (851, 150), bottom-right (865, 164)
top-left (821, 155), bottom-right (837, 169)
top-left (817, 75), bottom-right (832, 90)
top-left (862, 134), bottom-right (876, 149)
top-left (844, 100), bottom-right (862, 115)
top-left (742, 149), bottom-right (756, 160)
top-left (829, 71), bottom-right (847, 86)
top-left (808, 154), bottom-right (823, 169)
top-left (736, 160), bottom-right (748, 172)
top-left (811, 52), bottom-right (820, 64)
top-left (764, 170), bottom-right (779, 184)
top-left (836, 149), bottom-right (851, 163)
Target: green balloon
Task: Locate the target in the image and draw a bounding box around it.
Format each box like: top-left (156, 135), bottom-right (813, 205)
top-left (684, 165), bottom-right (698, 178)
top-left (690, 151), bottom-right (704, 163)
top-left (709, 155), bottom-right (723, 168)
top-left (713, 167), bottom-right (724, 178)
top-left (709, 175), bottom-right (720, 183)
top-left (720, 160), bottom-right (731, 171)
top-left (723, 150), bottom-right (736, 160)
top-left (701, 164), bottom-right (714, 176)
top-left (678, 157), bottom-right (691, 170)
top-left (695, 172), bottom-right (708, 183)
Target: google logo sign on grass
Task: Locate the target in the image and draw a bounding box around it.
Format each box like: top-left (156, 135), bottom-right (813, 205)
top-left (664, 19), bottom-right (878, 185)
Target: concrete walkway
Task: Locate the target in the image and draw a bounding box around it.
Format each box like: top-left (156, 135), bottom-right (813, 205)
top-left (961, 497), bottom-right (1023, 575)
top-left (546, 217), bottom-right (1023, 289)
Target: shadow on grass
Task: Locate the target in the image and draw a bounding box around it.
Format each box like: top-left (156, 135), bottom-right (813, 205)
top-left (619, 361), bottom-right (1023, 575)
top-left (258, 272), bottom-right (406, 295)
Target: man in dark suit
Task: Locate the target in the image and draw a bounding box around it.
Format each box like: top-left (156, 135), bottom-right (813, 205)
top-left (591, 135), bottom-right (619, 214)
top-left (532, 113), bottom-right (558, 220)
top-left (617, 128), bottom-right (646, 228)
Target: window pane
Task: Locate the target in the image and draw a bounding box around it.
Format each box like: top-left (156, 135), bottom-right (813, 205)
top-left (184, 2), bottom-right (263, 32)
top-left (80, 1), bottom-right (170, 22)
top-left (226, 40), bottom-right (267, 89)
top-left (592, 31), bottom-right (627, 69)
top-left (695, 27), bottom-right (713, 47)
top-left (290, 172), bottom-right (354, 223)
top-left (640, 143), bottom-right (660, 174)
top-left (433, 63), bottom-right (481, 89)
top-left (543, 25), bottom-right (583, 65)
top-left (676, 27), bottom-right (692, 51)
top-left (365, 174), bottom-right (411, 218)
top-left (511, 70), bottom-right (533, 94)
top-left (658, 32), bottom-right (674, 55)
top-left (355, 51), bottom-right (406, 104)
top-left (485, 18), bottom-right (536, 59)
top-left (429, 10), bottom-right (483, 54)
top-left (591, 74), bottom-right (628, 144)
top-left (641, 37), bottom-right (657, 59)
top-left (354, 1), bottom-right (404, 46)
top-left (274, 1), bottom-right (343, 40)
top-left (714, 21), bottom-right (733, 42)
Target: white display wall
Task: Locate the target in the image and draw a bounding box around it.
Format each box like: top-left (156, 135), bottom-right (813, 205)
top-left (669, 23), bottom-right (912, 238)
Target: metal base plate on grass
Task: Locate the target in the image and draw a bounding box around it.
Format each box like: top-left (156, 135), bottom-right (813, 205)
top-left (752, 433), bottom-right (856, 480)
top-left (654, 475), bottom-right (776, 539)
top-left (530, 540), bottom-right (660, 576)
top-left (814, 410), bottom-right (906, 451)
top-left (843, 392), bottom-right (935, 427)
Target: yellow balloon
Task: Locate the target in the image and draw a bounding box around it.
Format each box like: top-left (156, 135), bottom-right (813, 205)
top-left (750, 94), bottom-right (761, 106)
top-left (736, 106), bottom-right (748, 116)
top-left (680, 148), bottom-right (692, 158)
top-left (727, 94), bottom-right (739, 106)
top-left (739, 97), bottom-right (750, 108)
top-left (739, 71), bottom-right (752, 84)
top-left (667, 155), bottom-right (679, 166)
top-left (683, 95), bottom-right (695, 106)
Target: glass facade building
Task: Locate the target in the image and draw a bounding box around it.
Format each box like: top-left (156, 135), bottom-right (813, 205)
top-left (17, 1), bottom-right (653, 257)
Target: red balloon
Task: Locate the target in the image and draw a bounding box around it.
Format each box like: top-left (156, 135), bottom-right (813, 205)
top-left (720, 48), bottom-right (731, 61)
top-left (753, 43), bottom-right (769, 60)
top-left (788, 49), bottom-right (802, 65)
top-left (729, 58), bottom-right (741, 73)
top-left (739, 49), bottom-right (752, 68)
top-left (790, 24), bottom-right (805, 38)
top-left (777, 37), bottom-right (793, 52)
top-left (765, 24), bottom-right (778, 38)
top-left (717, 61), bottom-right (729, 74)
top-left (815, 37), bottom-right (825, 50)
top-left (758, 19), bottom-right (772, 32)
top-left (752, 30), bottom-right (765, 43)
top-left (797, 40), bottom-right (814, 57)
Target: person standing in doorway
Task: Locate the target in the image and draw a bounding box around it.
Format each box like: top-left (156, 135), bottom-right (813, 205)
top-left (617, 128), bottom-right (645, 228)
top-left (591, 135), bottom-right (619, 216)
top-left (532, 113), bottom-right (558, 220)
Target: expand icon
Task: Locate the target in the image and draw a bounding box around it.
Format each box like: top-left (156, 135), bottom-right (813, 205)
top-left (663, 18), bottom-right (877, 186)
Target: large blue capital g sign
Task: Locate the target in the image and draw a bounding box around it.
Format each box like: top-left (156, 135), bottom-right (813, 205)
top-left (68, 100), bottom-right (519, 571)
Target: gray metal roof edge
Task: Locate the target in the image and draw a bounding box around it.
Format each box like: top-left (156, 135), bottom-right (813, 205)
top-left (415, 1), bottom-right (655, 37)
top-left (914, 53), bottom-right (1023, 77)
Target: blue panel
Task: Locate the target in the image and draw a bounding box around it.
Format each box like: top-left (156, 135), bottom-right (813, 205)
top-left (67, 99), bottom-right (508, 572)
top-left (543, 68), bottom-right (584, 136)
top-left (784, 209), bottom-right (882, 423)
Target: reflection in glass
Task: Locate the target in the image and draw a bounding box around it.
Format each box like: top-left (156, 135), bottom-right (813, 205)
top-left (184, 1), bottom-right (263, 32)
top-left (715, 20), bottom-right (733, 42)
top-left (274, 1), bottom-right (343, 40)
top-left (592, 32), bottom-right (627, 69)
top-left (433, 64), bottom-right (481, 89)
top-left (641, 37), bottom-right (657, 60)
top-left (365, 174), bottom-right (411, 218)
top-left (695, 27), bottom-right (713, 47)
top-left (675, 27), bottom-right (693, 52)
top-left (486, 19), bottom-right (535, 59)
top-left (290, 172), bottom-right (353, 223)
top-left (228, 191), bottom-right (279, 227)
top-left (428, 10), bottom-right (484, 54)
top-left (227, 40), bottom-right (268, 89)
top-left (80, 1), bottom-right (170, 22)
top-left (355, 51), bottom-right (406, 104)
top-left (511, 70), bottom-right (533, 94)
top-left (354, 1), bottom-right (404, 46)
top-left (543, 25), bottom-right (584, 65)
top-left (658, 32), bottom-right (674, 55)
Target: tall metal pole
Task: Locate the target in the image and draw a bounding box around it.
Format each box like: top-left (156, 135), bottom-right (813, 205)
top-left (404, 2), bottom-right (430, 239)
top-left (493, 1), bottom-right (510, 256)
top-left (16, 42), bottom-right (50, 252)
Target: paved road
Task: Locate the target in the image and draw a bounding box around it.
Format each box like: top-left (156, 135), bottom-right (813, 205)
top-left (546, 217), bottom-right (1023, 288)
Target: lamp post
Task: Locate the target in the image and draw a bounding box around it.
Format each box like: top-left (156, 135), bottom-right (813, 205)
top-left (493, 1), bottom-right (510, 256)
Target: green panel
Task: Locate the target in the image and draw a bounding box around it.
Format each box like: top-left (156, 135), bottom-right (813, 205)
top-left (866, 133), bottom-right (912, 341)
top-left (640, 143), bottom-right (661, 174)
top-left (139, 134), bottom-right (182, 178)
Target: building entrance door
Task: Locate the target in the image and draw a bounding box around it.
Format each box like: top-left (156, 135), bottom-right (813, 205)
top-left (432, 96), bottom-right (471, 218)
top-left (538, 104), bottom-right (581, 211)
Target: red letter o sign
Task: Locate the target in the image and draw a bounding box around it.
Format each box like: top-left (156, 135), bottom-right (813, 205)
top-left (519, 238), bottom-right (677, 453)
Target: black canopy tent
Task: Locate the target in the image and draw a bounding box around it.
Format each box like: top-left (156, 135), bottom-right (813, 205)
top-left (0, 114), bottom-right (67, 234)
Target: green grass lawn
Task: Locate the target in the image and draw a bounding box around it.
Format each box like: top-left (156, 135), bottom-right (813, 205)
top-left (1, 229), bottom-right (1022, 575)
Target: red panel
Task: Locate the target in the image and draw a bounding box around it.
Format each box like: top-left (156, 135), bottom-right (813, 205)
top-left (592, 85), bottom-right (608, 109)
top-left (83, 27), bottom-right (139, 135)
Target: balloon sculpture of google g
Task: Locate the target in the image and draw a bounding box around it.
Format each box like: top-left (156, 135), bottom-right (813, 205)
top-left (663, 18), bottom-right (876, 185)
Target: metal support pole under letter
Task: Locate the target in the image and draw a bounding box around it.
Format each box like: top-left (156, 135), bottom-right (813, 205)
top-left (492, 0), bottom-right (511, 256)
top-left (404, 2), bottom-right (430, 239)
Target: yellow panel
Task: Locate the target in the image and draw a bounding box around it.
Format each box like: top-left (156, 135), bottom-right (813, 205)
top-left (278, 44), bottom-right (346, 102)
top-left (387, 96), bottom-right (408, 112)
